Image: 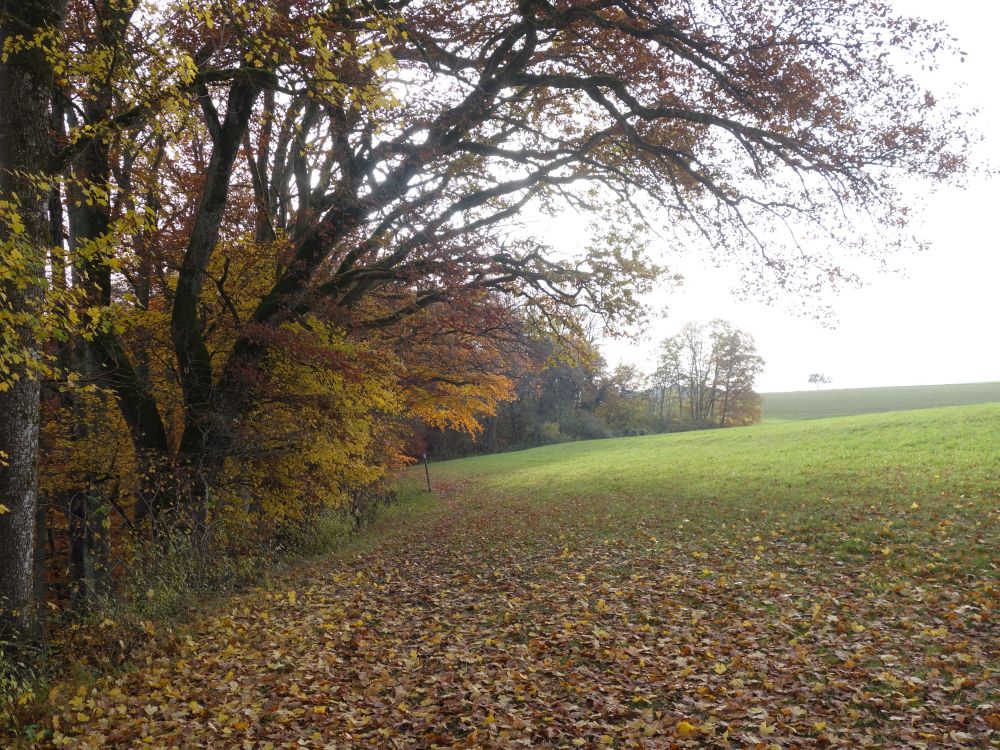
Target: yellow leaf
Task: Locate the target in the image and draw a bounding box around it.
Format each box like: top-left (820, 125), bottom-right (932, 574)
top-left (713, 662), bottom-right (728, 674)
top-left (676, 720), bottom-right (698, 737)
top-left (0, 504), bottom-right (8, 514)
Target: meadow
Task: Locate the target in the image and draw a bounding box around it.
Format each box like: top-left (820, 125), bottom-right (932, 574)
top-left (761, 381), bottom-right (1000, 420)
top-left (35, 404), bottom-right (1000, 748)
top-left (431, 404), bottom-right (998, 550)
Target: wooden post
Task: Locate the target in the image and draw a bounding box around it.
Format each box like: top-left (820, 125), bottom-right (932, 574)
top-left (422, 453), bottom-right (432, 493)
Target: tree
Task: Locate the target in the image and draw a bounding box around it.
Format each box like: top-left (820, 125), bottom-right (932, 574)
top-left (809, 373), bottom-right (833, 389)
top-left (80, 0), bottom-right (966, 493)
top-left (710, 321), bottom-right (765, 427)
top-left (655, 320), bottom-right (764, 428)
top-left (652, 336), bottom-right (683, 426)
top-left (593, 363), bottom-right (651, 434)
top-left (0, 0), bottom-right (66, 642)
top-left (679, 323), bottom-right (708, 424)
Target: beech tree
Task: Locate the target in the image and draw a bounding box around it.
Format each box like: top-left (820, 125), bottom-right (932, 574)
top-left (0, 0), bottom-right (66, 642)
top-left (184, 0), bottom-right (958, 476)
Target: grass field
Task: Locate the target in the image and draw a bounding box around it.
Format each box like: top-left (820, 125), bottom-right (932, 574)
top-left (40, 405), bottom-right (1000, 748)
top-left (430, 403), bottom-right (999, 573)
top-left (761, 381), bottom-right (1000, 420)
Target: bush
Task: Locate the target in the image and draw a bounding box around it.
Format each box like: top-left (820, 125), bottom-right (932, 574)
top-left (559, 411), bottom-right (611, 441)
top-left (290, 509), bottom-right (357, 558)
top-left (533, 421), bottom-right (563, 445)
top-left (0, 638), bottom-right (44, 737)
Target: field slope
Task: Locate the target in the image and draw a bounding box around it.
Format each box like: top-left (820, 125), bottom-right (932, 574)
top-left (762, 380), bottom-right (1000, 420)
top-left (42, 405), bottom-right (999, 749)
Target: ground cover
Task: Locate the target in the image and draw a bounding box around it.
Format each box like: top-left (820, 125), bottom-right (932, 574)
top-left (28, 405), bottom-right (1000, 748)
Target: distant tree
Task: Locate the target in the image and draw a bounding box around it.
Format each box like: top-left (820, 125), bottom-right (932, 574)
top-left (808, 373), bottom-right (833, 389)
top-left (651, 336), bottom-right (683, 426)
top-left (710, 322), bottom-right (765, 427)
top-left (656, 321), bottom-right (765, 428)
top-left (422, 322), bottom-right (610, 456)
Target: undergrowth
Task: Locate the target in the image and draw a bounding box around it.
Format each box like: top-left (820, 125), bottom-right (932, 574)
top-left (0, 479), bottom-right (430, 741)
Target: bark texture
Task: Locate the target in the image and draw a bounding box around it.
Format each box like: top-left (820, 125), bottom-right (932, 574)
top-left (0, 0), bottom-right (63, 641)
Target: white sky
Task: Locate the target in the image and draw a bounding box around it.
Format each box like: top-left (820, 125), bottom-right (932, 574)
top-left (544, 0), bottom-right (1000, 393)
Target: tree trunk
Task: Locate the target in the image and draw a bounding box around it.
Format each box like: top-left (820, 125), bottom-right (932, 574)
top-left (60, 13), bottom-right (173, 533)
top-left (0, 0), bottom-right (64, 643)
top-left (0, 369), bottom-right (42, 641)
top-left (32, 492), bottom-right (48, 631)
top-left (173, 79), bottom-right (262, 512)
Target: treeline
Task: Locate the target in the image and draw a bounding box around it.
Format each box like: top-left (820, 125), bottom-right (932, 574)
top-left (425, 320), bottom-right (765, 458)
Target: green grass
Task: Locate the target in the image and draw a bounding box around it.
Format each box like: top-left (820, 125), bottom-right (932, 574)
top-left (428, 403), bottom-right (999, 574)
top-left (761, 380), bottom-right (1000, 420)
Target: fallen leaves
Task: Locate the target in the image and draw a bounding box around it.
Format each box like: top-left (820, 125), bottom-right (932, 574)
top-left (34, 480), bottom-right (999, 749)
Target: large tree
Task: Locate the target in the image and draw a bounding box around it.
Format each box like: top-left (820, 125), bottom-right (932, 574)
top-left (179, 0), bottom-right (963, 453)
top-left (0, 0), bottom-right (66, 641)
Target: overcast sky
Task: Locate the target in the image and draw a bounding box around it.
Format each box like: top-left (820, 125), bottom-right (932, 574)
top-left (560, 0), bottom-right (1000, 393)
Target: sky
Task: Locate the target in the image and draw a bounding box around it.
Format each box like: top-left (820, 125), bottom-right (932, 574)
top-left (556, 0), bottom-right (1000, 393)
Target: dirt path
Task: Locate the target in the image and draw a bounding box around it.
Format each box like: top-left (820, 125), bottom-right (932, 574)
top-left (43, 483), bottom-right (998, 748)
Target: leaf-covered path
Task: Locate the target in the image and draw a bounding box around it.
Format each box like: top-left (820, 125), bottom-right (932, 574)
top-left (45, 478), bottom-right (997, 749)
